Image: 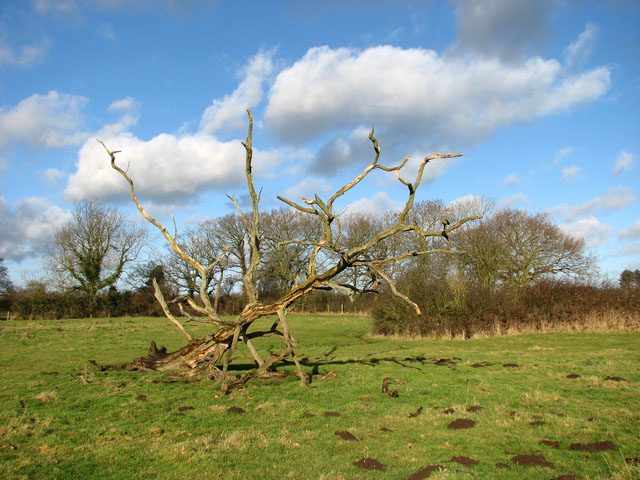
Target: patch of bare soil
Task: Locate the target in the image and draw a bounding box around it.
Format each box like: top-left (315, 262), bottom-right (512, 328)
top-left (41, 371), bottom-right (59, 375)
top-left (407, 465), bottom-right (445, 479)
top-left (550, 475), bottom-right (578, 480)
top-left (178, 405), bottom-right (194, 411)
top-left (495, 462), bottom-right (510, 469)
top-left (569, 441), bottom-right (616, 452)
top-left (566, 374), bottom-right (581, 379)
top-left (604, 376), bottom-right (627, 382)
top-left (380, 427), bottom-right (392, 432)
top-left (335, 431), bottom-right (357, 441)
top-left (433, 357), bottom-right (461, 366)
top-left (323, 411), bottom-right (340, 417)
top-left (539, 440), bottom-right (560, 448)
top-left (227, 406), bottom-right (245, 414)
top-left (302, 413), bottom-right (315, 418)
top-left (353, 457), bottom-right (385, 471)
top-left (408, 407), bottom-right (423, 418)
top-left (137, 394), bottom-right (147, 402)
top-left (529, 421), bottom-right (547, 426)
top-left (471, 362), bottom-right (492, 368)
top-left (448, 456), bottom-right (479, 466)
top-left (625, 458), bottom-right (639, 465)
top-left (467, 405), bottom-right (483, 412)
top-left (448, 418), bottom-right (476, 429)
top-left (443, 408), bottom-right (456, 414)
top-left (503, 363), bottom-right (519, 368)
top-left (511, 454), bottom-right (554, 468)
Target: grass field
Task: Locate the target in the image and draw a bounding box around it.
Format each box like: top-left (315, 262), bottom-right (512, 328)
top-left (1, 315), bottom-right (639, 479)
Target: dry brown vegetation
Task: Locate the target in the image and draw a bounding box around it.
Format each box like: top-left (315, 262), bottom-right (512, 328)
top-left (372, 278), bottom-right (640, 338)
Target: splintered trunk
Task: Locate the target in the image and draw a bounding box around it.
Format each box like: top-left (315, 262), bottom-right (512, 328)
top-left (127, 334), bottom-right (231, 373)
top-left (123, 303), bottom-right (307, 392)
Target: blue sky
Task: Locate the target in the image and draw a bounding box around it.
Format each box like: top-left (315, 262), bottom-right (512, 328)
top-left (0, 0), bottom-right (638, 286)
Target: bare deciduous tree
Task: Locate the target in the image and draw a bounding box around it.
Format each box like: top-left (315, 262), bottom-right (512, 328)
top-left (47, 200), bottom-right (147, 314)
top-left (456, 208), bottom-right (596, 288)
top-left (99, 110), bottom-right (479, 392)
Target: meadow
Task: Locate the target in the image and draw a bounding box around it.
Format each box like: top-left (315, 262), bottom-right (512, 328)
top-left (1, 315), bottom-right (638, 479)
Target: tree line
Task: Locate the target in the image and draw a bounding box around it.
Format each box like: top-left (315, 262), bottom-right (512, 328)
top-left (3, 193), bottom-right (632, 322)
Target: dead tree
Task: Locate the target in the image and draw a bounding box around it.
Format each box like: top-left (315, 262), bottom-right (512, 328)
top-left (99, 110), bottom-right (479, 392)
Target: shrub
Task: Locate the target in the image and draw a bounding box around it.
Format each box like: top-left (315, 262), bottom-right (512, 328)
top-left (372, 274), bottom-right (640, 338)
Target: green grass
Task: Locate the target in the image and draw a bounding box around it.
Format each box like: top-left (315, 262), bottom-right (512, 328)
top-left (1, 315), bottom-right (639, 479)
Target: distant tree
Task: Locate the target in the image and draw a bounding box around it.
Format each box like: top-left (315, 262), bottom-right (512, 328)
top-left (0, 257), bottom-right (13, 313)
top-left (0, 257), bottom-right (12, 296)
top-left (620, 269), bottom-right (640, 289)
top-left (47, 200), bottom-right (147, 315)
top-left (456, 209), bottom-right (596, 288)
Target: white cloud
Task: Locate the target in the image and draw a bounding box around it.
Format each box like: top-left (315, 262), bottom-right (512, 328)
top-left (65, 130), bottom-right (283, 204)
top-left (619, 243), bottom-right (640, 257)
top-left (613, 149), bottom-right (636, 175)
top-left (343, 192), bottom-right (402, 216)
top-left (108, 96), bottom-right (139, 113)
top-left (41, 168), bottom-right (66, 186)
top-left (200, 50), bottom-right (275, 134)
top-left (503, 172), bottom-right (520, 187)
top-left (548, 186), bottom-right (638, 221)
top-left (264, 46), bottom-right (610, 147)
top-left (620, 220), bottom-right (640, 240)
top-left (453, 0), bottom-right (552, 62)
top-left (0, 196), bottom-right (71, 261)
top-left (565, 23), bottom-right (598, 69)
top-left (553, 146), bottom-right (574, 165)
top-left (0, 91), bottom-right (88, 149)
top-left (283, 177), bottom-right (333, 201)
top-left (0, 39), bottom-right (49, 68)
top-left (497, 193), bottom-right (529, 210)
top-left (561, 165), bottom-right (581, 182)
top-left (309, 126), bottom-right (373, 175)
top-left (97, 24), bottom-right (117, 40)
top-left (559, 216), bottom-right (611, 248)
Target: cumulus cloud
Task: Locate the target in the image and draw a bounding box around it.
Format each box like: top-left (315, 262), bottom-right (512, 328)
top-left (108, 96), bottom-right (139, 113)
top-left (0, 91), bottom-right (88, 150)
top-left (343, 191), bottom-right (401, 216)
top-left (264, 45), bottom-right (610, 147)
top-left (548, 186), bottom-right (638, 221)
top-left (620, 220), bottom-right (640, 240)
top-left (561, 165), bottom-right (581, 182)
top-left (309, 126), bottom-right (373, 175)
top-left (200, 50), bottom-right (275, 134)
top-left (559, 216), bottom-right (612, 248)
top-left (0, 196), bottom-right (71, 261)
top-left (565, 23), bottom-right (598, 69)
top-left (107, 96), bottom-right (141, 130)
top-left (452, 0), bottom-right (552, 62)
top-left (66, 130), bottom-right (283, 204)
top-left (283, 177), bottom-right (333, 200)
top-left (613, 150), bottom-right (636, 175)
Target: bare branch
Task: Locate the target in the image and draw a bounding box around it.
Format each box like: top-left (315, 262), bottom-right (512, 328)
top-left (152, 278), bottom-right (193, 342)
